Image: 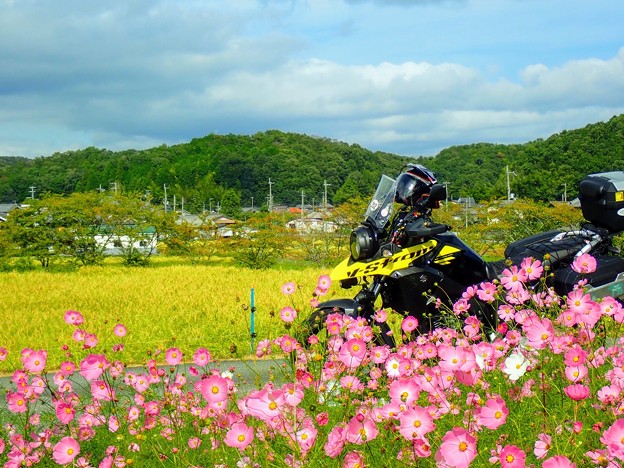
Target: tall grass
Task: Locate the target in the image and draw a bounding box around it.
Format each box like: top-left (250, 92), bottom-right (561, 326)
top-left (0, 262), bottom-right (327, 372)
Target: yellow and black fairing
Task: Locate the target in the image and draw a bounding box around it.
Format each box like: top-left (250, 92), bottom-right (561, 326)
top-left (327, 229), bottom-right (497, 333)
top-left (376, 231), bottom-right (498, 332)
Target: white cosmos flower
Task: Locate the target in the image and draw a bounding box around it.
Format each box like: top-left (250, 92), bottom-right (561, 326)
top-left (503, 352), bottom-right (529, 381)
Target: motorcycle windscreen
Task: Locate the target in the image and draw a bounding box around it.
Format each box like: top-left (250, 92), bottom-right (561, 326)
top-left (365, 174), bottom-right (397, 230)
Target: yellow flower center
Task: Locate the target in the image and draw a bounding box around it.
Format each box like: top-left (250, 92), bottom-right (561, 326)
top-left (211, 386), bottom-right (219, 394)
top-left (459, 441), bottom-right (468, 452)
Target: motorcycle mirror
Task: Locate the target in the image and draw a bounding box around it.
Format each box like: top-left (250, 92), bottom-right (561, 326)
top-left (429, 184), bottom-right (446, 203)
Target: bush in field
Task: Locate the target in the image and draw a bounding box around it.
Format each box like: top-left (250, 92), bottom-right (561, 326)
top-left (230, 214), bottom-right (291, 269)
top-left (160, 213), bottom-right (222, 264)
top-left (1, 254), bottom-right (624, 466)
top-left (0, 192), bottom-right (175, 268)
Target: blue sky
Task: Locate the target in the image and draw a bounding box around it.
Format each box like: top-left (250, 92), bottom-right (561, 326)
top-left (1, 0), bottom-right (623, 158)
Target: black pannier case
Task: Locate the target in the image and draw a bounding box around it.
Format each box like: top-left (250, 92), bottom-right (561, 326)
top-left (579, 171), bottom-right (624, 232)
top-left (553, 255), bottom-right (624, 298)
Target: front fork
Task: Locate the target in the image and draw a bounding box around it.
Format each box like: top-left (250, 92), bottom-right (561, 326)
top-left (353, 278), bottom-right (383, 320)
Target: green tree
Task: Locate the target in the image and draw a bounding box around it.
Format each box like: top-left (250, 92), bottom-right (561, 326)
top-left (220, 189), bottom-right (241, 217)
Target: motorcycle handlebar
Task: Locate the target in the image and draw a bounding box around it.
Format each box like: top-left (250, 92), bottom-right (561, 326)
top-left (405, 220), bottom-right (450, 238)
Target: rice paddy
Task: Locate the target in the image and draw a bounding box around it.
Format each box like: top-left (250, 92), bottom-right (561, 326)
top-left (0, 261), bottom-right (328, 372)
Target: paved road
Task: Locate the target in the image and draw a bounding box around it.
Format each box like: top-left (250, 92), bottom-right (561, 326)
top-left (0, 357), bottom-right (290, 406)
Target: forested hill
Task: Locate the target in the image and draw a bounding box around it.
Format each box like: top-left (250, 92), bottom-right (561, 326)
top-left (0, 131), bottom-right (410, 208)
top-left (1, 114), bottom-right (623, 206)
top-left (415, 114), bottom-right (624, 201)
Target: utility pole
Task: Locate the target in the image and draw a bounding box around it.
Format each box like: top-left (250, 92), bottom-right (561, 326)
top-left (163, 184), bottom-right (168, 212)
top-left (251, 197), bottom-right (254, 213)
top-left (562, 183), bottom-right (568, 202)
top-left (300, 190), bottom-right (305, 218)
top-left (268, 178), bottom-right (274, 213)
top-left (209, 198), bottom-right (214, 213)
top-left (506, 165), bottom-right (517, 202)
top-left (173, 194), bottom-right (177, 213)
top-left (110, 182), bottom-right (118, 195)
top-left (29, 186), bottom-right (37, 199)
top-left (443, 181), bottom-right (450, 208)
top-left (323, 180), bottom-right (331, 212)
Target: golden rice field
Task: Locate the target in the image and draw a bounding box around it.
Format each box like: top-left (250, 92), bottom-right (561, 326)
top-left (0, 260), bottom-right (328, 373)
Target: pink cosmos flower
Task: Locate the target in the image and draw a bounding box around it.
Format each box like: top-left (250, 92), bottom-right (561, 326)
top-left (477, 395), bottom-right (509, 430)
top-left (279, 306), bottom-right (297, 323)
top-left (346, 416), bottom-right (378, 444)
top-left (343, 451), bottom-right (365, 468)
top-left (6, 391), bottom-right (27, 413)
top-left (521, 257), bottom-right (544, 281)
top-left (338, 338), bottom-right (367, 369)
top-left (542, 455), bottom-right (577, 468)
top-left (22, 349), bottom-right (47, 374)
top-left (64, 310), bottom-right (85, 326)
top-left (0, 347), bottom-right (8, 360)
top-left (572, 253), bottom-right (597, 274)
top-left (389, 377), bottom-right (420, 406)
top-left (534, 432), bottom-right (552, 459)
top-left (316, 411), bottom-right (329, 426)
top-left (165, 347), bottom-right (183, 365)
top-left (282, 382), bottom-right (305, 406)
top-left (564, 383), bottom-right (590, 401)
top-left (193, 347), bottom-right (212, 366)
top-left (52, 437), bottom-right (80, 465)
top-left (436, 427), bottom-right (477, 467)
top-left (317, 274), bottom-right (331, 291)
top-left (91, 380), bottom-right (115, 401)
top-left (463, 316), bottom-right (481, 338)
top-left (188, 436), bottom-right (201, 449)
top-left (453, 298), bottom-right (471, 315)
top-left (83, 333), bottom-right (98, 349)
top-left (55, 401), bottom-right (76, 424)
top-left (564, 364), bottom-right (588, 383)
top-left (255, 339), bottom-right (271, 358)
top-left (199, 375), bottom-right (229, 403)
top-left (498, 304), bottom-right (516, 322)
top-left (72, 329), bottom-right (86, 342)
top-left (224, 422), bottom-right (254, 450)
top-left (113, 324), bottom-right (127, 337)
top-left (398, 406), bottom-right (435, 440)
top-left (324, 425), bottom-right (346, 458)
top-left (438, 345), bottom-right (477, 373)
top-left (79, 354), bottom-right (110, 381)
top-left (401, 316), bottom-right (419, 334)
top-left (500, 445), bottom-right (526, 467)
top-left (523, 317), bottom-right (554, 349)
top-left (564, 346), bottom-right (587, 367)
top-left (600, 418), bottom-right (624, 460)
top-left (373, 309), bottom-right (387, 323)
top-left (281, 281), bottom-right (296, 295)
top-left (500, 265), bottom-right (528, 292)
top-left (477, 281), bottom-right (497, 302)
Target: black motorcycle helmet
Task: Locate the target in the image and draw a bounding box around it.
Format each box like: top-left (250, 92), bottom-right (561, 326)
top-left (395, 164), bottom-right (437, 206)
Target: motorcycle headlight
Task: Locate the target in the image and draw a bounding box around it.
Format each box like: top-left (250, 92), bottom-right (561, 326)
top-left (350, 225), bottom-right (378, 261)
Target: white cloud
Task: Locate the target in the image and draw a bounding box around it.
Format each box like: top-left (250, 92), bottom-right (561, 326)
top-left (0, 0), bottom-right (622, 157)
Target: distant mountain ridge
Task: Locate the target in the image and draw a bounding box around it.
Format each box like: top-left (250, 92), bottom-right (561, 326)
top-left (1, 115), bottom-right (623, 205)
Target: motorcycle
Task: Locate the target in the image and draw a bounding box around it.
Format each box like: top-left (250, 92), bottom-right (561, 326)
top-left (307, 164), bottom-right (624, 346)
